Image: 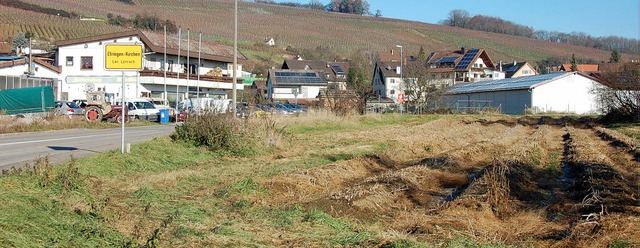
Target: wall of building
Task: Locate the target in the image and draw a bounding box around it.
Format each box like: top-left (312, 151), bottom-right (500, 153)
top-left (57, 36), bottom-right (144, 100)
top-left (272, 85), bottom-right (322, 100)
top-left (511, 64), bottom-right (537, 78)
top-left (531, 74), bottom-right (601, 114)
top-left (443, 90), bottom-right (532, 114)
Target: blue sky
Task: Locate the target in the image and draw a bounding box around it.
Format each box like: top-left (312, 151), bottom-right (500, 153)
top-left (271, 0), bottom-right (639, 39)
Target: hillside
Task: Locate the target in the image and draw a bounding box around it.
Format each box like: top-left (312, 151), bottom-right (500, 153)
top-left (0, 0), bottom-right (627, 70)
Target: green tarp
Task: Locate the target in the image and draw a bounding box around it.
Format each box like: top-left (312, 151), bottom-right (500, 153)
top-left (0, 86), bottom-right (55, 115)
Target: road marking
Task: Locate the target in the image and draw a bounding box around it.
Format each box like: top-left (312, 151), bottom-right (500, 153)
top-left (0, 130), bottom-right (166, 147)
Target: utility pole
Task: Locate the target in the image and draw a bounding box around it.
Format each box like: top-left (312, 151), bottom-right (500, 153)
top-left (28, 36), bottom-right (32, 76)
top-left (395, 45), bottom-right (403, 115)
top-left (232, 0), bottom-right (238, 115)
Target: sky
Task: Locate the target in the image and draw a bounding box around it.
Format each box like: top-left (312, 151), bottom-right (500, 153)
top-left (272, 0), bottom-right (640, 39)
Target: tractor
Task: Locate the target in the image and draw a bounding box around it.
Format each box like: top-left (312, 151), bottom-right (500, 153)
top-left (83, 91), bottom-right (129, 123)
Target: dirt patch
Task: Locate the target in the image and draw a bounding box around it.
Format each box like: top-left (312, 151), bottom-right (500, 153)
top-left (261, 116), bottom-right (639, 246)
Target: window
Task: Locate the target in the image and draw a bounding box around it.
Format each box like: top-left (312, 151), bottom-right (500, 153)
top-left (523, 70), bottom-right (531, 75)
top-left (81, 56), bottom-right (93, 70)
top-left (390, 90), bottom-right (395, 95)
top-left (390, 79), bottom-right (395, 84)
top-left (168, 60), bottom-right (174, 71)
top-left (66, 56), bottom-right (73, 66)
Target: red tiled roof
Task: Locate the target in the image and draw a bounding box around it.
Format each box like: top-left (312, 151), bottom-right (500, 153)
top-left (34, 58), bottom-right (61, 74)
top-left (560, 64), bottom-right (599, 72)
top-left (377, 50), bottom-right (401, 62)
top-left (0, 57), bottom-right (26, 68)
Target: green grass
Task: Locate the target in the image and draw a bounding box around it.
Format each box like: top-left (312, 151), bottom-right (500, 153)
top-left (607, 122), bottom-right (640, 141)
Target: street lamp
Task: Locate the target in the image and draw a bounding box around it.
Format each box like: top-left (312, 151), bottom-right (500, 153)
top-left (395, 45), bottom-right (403, 114)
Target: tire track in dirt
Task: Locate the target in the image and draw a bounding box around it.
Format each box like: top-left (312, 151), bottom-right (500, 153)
top-left (549, 126), bottom-right (640, 247)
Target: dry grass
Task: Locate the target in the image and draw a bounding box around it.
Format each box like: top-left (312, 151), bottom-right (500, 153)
top-left (2, 114), bottom-right (638, 247)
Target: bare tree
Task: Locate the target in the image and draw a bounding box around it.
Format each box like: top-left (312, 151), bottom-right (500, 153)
top-left (347, 50), bottom-right (375, 114)
top-left (403, 60), bottom-right (445, 114)
top-left (594, 62), bottom-right (640, 122)
top-left (443, 9), bottom-right (470, 28)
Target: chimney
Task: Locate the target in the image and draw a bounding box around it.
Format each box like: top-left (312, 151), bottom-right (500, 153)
top-left (396, 66), bottom-right (401, 75)
top-left (513, 61), bottom-right (516, 66)
top-left (391, 50), bottom-right (394, 55)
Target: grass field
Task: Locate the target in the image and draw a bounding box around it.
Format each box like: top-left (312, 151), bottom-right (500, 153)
top-left (0, 113), bottom-right (638, 247)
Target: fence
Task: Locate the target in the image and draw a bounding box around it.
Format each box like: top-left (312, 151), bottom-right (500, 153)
top-left (455, 100), bottom-right (502, 113)
top-left (0, 75), bottom-right (55, 90)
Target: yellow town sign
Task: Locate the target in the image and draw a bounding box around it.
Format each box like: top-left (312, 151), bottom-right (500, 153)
top-left (104, 43), bottom-right (143, 70)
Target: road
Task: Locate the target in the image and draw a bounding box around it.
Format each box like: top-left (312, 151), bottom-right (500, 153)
top-left (0, 124), bottom-right (176, 172)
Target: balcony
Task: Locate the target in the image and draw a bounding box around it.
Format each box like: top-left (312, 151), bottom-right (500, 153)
top-left (139, 70), bottom-right (243, 90)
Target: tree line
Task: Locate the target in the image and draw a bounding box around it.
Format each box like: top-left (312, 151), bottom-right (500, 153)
top-left (442, 9), bottom-right (639, 55)
top-left (253, 0), bottom-right (373, 16)
top-left (107, 13), bottom-right (178, 34)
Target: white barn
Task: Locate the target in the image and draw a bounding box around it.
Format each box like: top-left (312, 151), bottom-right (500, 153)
top-left (443, 72), bottom-right (606, 114)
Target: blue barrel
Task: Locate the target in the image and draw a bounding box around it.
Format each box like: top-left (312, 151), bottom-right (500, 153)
top-left (159, 109), bottom-right (169, 124)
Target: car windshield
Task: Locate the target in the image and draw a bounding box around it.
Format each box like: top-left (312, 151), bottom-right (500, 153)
top-left (136, 101), bottom-right (156, 109)
top-left (66, 102), bottom-right (80, 108)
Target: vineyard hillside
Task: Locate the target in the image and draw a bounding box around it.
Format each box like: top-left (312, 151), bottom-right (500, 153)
top-left (1, 0), bottom-right (628, 68)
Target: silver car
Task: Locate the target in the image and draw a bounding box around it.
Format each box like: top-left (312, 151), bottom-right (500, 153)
top-left (54, 100), bottom-right (84, 118)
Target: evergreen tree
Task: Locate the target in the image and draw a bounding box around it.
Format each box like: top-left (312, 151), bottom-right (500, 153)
top-left (417, 46), bottom-right (426, 63)
top-left (570, 54), bottom-right (578, 71)
top-left (609, 50), bottom-right (620, 63)
top-left (11, 32), bottom-right (28, 55)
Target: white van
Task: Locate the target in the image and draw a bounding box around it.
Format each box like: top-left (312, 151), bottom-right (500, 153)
top-left (116, 98), bottom-right (160, 122)
top-left (178, 98), bottom-right (230, 115)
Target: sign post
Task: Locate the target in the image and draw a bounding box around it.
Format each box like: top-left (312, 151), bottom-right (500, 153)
top-left (104, 43), bottom-right (143, 154)
top-left (398, 93), bottom-right (404, 115)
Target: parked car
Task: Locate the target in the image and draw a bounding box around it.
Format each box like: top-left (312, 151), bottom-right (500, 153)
top-left (267, 102), bottom-right (294, 115)
top-left (146, 98), bottom-right (176, 121)
top-left (284, 103), bottom-right (308, 113)
top-left (54, 100), bottom-right (84, 118)
top-left (236, 102), bottom-right (250, 118)
top-left (115, 98), bottom-right (160, 122)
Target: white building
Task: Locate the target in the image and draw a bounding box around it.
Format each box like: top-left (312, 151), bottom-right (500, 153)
top-left (443, 72), bottom-right (606, 114)
top-left (372, 60), bottom-right (403, 103)
top-left (54, 30), bottom-right (245, 103)
top-left (267, 69), bottom-right (328, 103)
top-left (0, 56), bottom-right (61, 97)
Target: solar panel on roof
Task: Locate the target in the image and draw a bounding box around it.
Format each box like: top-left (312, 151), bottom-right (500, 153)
top-left (505, 65), bottom-right (519, 73)
top-left (446, 72), bottom-right (568, 94)
top-left (439, 57), bottom-right (458, 63)
top-left (454, 49), bottom-right (480, 71)
top-left (332, 65), bottom-right (344, 73)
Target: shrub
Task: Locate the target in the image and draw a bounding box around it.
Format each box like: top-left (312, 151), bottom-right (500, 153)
top-left (171, 114), bottom-right (288, 156)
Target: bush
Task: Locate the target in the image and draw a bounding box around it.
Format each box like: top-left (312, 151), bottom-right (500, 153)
top-left (172, 114), bottom-right (243, 154)
top-left (171, 114), bottom-right (288, 156)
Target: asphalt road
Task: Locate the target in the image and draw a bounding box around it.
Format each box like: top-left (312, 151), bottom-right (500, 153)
top-left (0, 124), bottom-right (176, 172)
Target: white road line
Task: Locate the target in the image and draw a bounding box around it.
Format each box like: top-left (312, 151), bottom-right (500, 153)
top-left (0, 130), bottom-right (164, 147)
